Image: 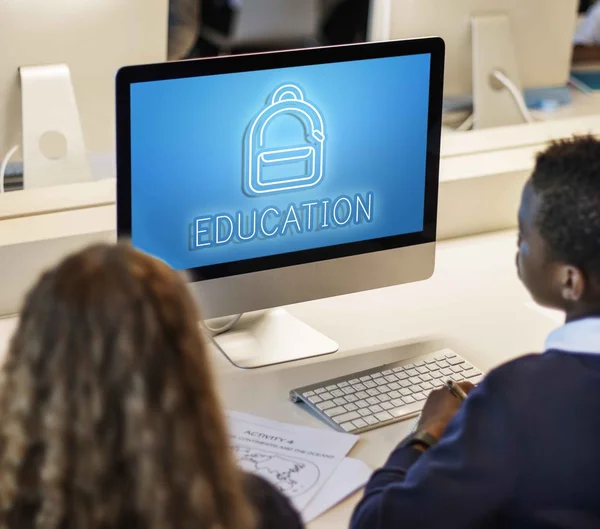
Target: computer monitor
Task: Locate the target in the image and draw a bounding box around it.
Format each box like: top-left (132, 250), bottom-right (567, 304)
top-left (116, 39), bottom-right (444, 368)
top-left (369, 0), bottom-right (579, 129)
top-left (0, 0), bottom-right (168, 189)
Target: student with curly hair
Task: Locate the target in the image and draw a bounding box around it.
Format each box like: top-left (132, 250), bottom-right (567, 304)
top-left (0, 243), bottom-right (302, 529)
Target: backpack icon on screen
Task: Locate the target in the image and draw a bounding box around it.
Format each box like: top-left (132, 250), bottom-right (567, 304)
top-left (243, 83), bottom-right (326, 197)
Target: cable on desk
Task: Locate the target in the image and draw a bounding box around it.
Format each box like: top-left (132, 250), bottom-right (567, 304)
top-left (0, 145), bottom-right (19, 194)
top-left (491, 70), bottom-right (534, 124)
top-left (202, 313), bottom-right (244, 337)
top-left (456, 113), bottom-right (474, 131)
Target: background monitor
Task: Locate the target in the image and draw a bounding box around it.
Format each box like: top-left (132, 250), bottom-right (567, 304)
top-left (117, 39), bottom-right (444, 368)
top-left (0, 0), bottom-right (168, 187)
top-left (369, 0), bottom-right (578, 128)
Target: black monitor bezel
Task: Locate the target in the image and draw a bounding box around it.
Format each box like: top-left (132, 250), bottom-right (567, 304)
top-left (116, 38), bottom-right (445, 281)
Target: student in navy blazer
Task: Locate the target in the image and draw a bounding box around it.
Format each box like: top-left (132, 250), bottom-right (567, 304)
top-left (351, 135), bottom-right (600, 529)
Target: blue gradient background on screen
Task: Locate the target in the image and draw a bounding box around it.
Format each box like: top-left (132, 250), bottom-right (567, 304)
top-left (130, 54), bottom-right (431, 270)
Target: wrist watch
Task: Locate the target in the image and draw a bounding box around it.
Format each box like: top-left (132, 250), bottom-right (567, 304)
top-left (402, 429), bottom-right (439, 451)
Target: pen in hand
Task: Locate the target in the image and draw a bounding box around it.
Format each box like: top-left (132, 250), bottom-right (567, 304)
top-left (445, 379), bottom-right (468, 401)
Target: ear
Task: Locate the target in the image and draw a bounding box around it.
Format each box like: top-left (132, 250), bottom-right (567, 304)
top-left (559, 265), bottom-right (586, 302)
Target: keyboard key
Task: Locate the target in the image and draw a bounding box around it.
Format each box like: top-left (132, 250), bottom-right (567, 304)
top-left (445, 352), bottom-right (457, 359)
top-left (308, 395), bottom-right (323, 404)
top-left (345, 403), bottom-right (358, 412)
top-left (334, 411), bottom-right (361, 424)
top-left (468, 374), bottom-right (484, 384)
top-left (356, 391), bottom-right (369, 399)
top-left (365, 416), bottom-right (379, 425)
top-left (412, 392), bottom-right (426, 401)
top-left (414, 361), bottom-right (425, 367)
top-left (331, 389), bottom-right (345, 397)
top-left (338, 381), bottom-right (349, 388)
top-left (424, 358), bottom-right (437, 364)
top-left (419, 373), bottom-right (433, 382)
top-left (317, 401), bottom-right (336, 411)
top-left (381, 401), bottom-right (394, 410)
top-left (358, 408), bottom-right (371, 417)
top-left (390, 401), bottom-right (423, 418)
top-left (340, 421), bottom-right (357, 432)
top-left (402, 395), bottom-right (416, 404)
top-left (349, 379), bottom-right (360, 385)
top-left (400, 388), bottom-right (412, 397)
top-left (326, 385), bottom-right (338, 391)
top-left (354, 383), bottom-right (367, 391)
top-left (315, 388), bottom-right (326, 395)
top-left (364, 381), bottom-right (376, 389)
top-left (397, 372), bottom-right (409, 381)
top-left (462, 368), bottom-right (480, 378)
top-left (392, 366), bottom-right (404, 373)
top-left (430, 369), bottom-right (442, 378)
top-left (352, 418), bottom-right (368, 429)
top-left (366, 397), bottom-right (380, 406)
top-left (400, 380), bottom-right (412, 388)
top-left (359, 375), bottom-right (372, 381)
top-left (304, 390), bottom-right (315, 397)
top-left (451, 365), bottom-right (463, 373)
top-left (404, 363), bottom-right (415, 369)
top-left (333, 397), bottom-right (347, 406)
top-left (372, 377), bottom-right (385, 386)
top-left (346, 394), bottom-right (358, 403)
top-left (376, 411), bottom-right (393, 422)
top-left (321, 392), bottom-right (333, 400)
top-left (409, 377), bottom-right (421, 385)
top-left (441, 368), bottom-right (453, 377)
top-left (416, 366), bottom-right (429, 374)
top-left (356, 399), bottom-right (370, 409)
top-left (434, 354), bottom-right (446, 361)
top-left (377, 394), bottom-right (391, 403)
top-left (448, 357), bottom-right (465, 366)
top-left (378, 384), bottom-right (390, 393)
top-left (370, 404), bottom-right (383, 413)
top-left (420, 381), bottom-right (433, 391)
top-left (437, 360), bottom-right (449, 368)
top-left (385, 375), bottom-right (398, 383)
top-left (342, 387), bottom-right (356, 395)
top-left (325, 406), bottom-right (347, 417)
top-left (406, 369), bottom-right (419, 377)
top-left (388, 382), bottom-right (401, 391)
top-left (388, 390), bottom-right (401, 399)
top-left (366, 388), bottom-right (380, 397)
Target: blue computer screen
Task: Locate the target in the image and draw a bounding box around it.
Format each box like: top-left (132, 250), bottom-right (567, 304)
top-left (130, 53), bottom-right (431, 271)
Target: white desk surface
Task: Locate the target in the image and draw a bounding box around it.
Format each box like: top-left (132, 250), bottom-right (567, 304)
top-left (0, 230), bottom-right (560, 528)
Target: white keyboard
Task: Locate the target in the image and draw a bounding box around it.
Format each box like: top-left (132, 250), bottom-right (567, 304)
top-left (290, 349), bottom-right (483, 434)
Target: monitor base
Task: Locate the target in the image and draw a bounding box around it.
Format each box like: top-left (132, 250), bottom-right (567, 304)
top-left (20, 63), bottom-right (92, 188)
top-left (471, 14), bottom-right (529, 129)
top-left (210, 308), bottom-right (339, 369)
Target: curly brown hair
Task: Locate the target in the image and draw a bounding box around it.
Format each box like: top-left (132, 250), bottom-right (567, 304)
top-left (0, 243), bottom-right (255, 529)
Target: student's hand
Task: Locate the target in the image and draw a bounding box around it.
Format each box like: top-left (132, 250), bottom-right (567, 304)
top-left (416, 381), bottom-right (475, 441)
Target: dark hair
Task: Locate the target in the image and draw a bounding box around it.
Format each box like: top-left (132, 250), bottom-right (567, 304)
top-left (530, 135), bottom-right (600, 278)
top-left (0, 244), bottom-right (255, 529)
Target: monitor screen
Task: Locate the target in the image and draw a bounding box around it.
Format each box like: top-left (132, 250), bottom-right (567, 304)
top-left (118, 40), bottom-right (443, 281)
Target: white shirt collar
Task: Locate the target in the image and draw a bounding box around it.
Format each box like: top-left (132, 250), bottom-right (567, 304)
top-left (545, 317), bottom-right (600, 355)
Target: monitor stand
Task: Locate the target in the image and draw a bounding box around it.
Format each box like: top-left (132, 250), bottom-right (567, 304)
top-left (209, 308), bottom-right (339, 369)
top-left (471, 14), bottom-right (529, 129)
top-left (20, 63), bottom-right (92, 189)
